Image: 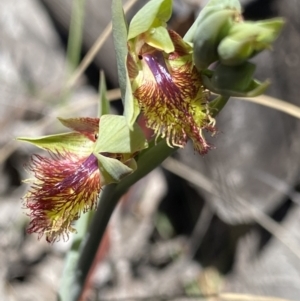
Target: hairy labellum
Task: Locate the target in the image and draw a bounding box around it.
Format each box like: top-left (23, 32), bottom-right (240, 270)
top-left (128, 30), bottom-right (216, 154)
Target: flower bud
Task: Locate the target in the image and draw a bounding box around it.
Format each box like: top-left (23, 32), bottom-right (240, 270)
top-left (193, 8), bottom-right (239, 70)
top-left (218, 18), bottom-right (284, 66)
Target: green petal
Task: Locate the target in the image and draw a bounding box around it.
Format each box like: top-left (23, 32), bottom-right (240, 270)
top-left (228, 18), bottom-right (284, 42)
top-left (17, 132), bottom-right (94, 156)
top-left (98, 71), bottom-right (110, 116)
top-left (112, 0), bottom-right (128, 102)
top-left (218, 36), bottom-right (253, 66)
top-left (58, 117), bottom-right (99, 134)
top-left (96, 154), bottom-right (136, 185)
top-left (144, 26), bottom-right (174, 53)
top-left (128, 0), bottom-right (172, 40)
top-left (94, 115), bottom-right (147, 154)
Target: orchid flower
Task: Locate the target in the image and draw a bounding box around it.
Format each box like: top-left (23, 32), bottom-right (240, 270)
top-left (19, 116), bottom-right (147, 242)
top-left (125, 0), bottom-right (216, 154)
top-left (113, 0), bottom-right (283, 155)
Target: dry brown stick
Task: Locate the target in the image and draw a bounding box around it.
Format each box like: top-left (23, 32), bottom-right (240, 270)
top-left (239, 94), bottom-right (300, 119)
top-left (162, 157), bottom-right (300, 261)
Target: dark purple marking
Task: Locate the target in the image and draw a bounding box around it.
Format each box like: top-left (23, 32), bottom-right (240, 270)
top-left (54, 154), bottom-right (98, 192)
top-left (143, 51), bottom-right (181, 99)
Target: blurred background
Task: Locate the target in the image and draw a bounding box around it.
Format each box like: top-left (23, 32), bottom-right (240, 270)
top-left (1, 0), bottom-right (300, 300)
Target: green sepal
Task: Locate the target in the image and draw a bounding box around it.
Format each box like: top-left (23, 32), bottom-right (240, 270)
top-left (205, 0), bottom-right (241, 10)
top-left (98, 71), bottom-right (110, 116)
top-left (218, 18), bottom-right (285, 66)
top-left (95, 154), bottom-right (137, 185)
top-left (124, 66), bottom-right (141, 130)
top-left (128, 0), bottom-right (172, 40)
top-left (184, 0), bottom-right (241, 42)
top-left (144, 26), bottom-right (174, 53)
top-left (94, 115), bottom-right (147, 154)
top-left (192, 9), bottom-right (238, 70)
top-left (112, 0), bottom-right (128, 101)
top-left (202, 62), bottom-right (270, 97)
top-left (17, 132), bottom-right (94, 157)
top-left (255, 18), bottom-right (285, 34)
top-left (228, 18), bottom-right (285, 43)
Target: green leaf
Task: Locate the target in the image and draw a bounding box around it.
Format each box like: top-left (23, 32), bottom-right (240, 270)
top-left (98, 71), bottom-right (110, 116)
top-left (17, 132), bottom-right (94, 156)
top-left (96, 154), bottom-right (136, 185)
top-left (124, 67), bottom-right (140, 129)
top-left (94, 115), bottom-right (147, 154)
top-left (112, 0), bottom-right (128, 102)
top-left (128, 0), bottom-right (172, 40)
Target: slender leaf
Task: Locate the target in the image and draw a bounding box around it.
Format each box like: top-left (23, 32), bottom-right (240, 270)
top-left (112, 0), bottom-right (128, 102)
top-left (98, 70), bottom-right (110, 117)
top-left (66, 0), bottom-right (86, 71)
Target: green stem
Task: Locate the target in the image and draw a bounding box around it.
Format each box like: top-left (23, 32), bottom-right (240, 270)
top-left (209, 95), bottom-right (230, 117)
top-left (68, 139), bottom-right (177, 301)
top-left (61, 0), bottom-right (86, 105)
top-left (58, 210), bottom-right (94, 301)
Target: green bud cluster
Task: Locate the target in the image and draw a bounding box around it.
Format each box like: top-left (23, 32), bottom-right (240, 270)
top-left (185, 0), bottom-right (284, 98)
top-left (192, 8), bottom-right (239, 70)
top-left (218, 19), bottom-right (284, 66)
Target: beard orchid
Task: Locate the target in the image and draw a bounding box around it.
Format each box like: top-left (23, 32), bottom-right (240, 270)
top-left (19, 116), bottom-right (147, 242)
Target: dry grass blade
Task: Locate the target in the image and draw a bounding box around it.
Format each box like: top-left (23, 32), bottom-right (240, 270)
top-left (66, 0), bottom-right (140, 89)
top-left (239, 95), bottom-right (300, 119)
top-left (106, 90), bottom-right (300, 121)
top-left (162, 157), bottom-right (300, 261)
top-left (219, 293), bottom-right (292, 301)
top-left (97, 293), bottom-right (292, 301)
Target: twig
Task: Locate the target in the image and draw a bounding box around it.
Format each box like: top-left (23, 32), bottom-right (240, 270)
top-left (162, 157), bottom-right (300, 261)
